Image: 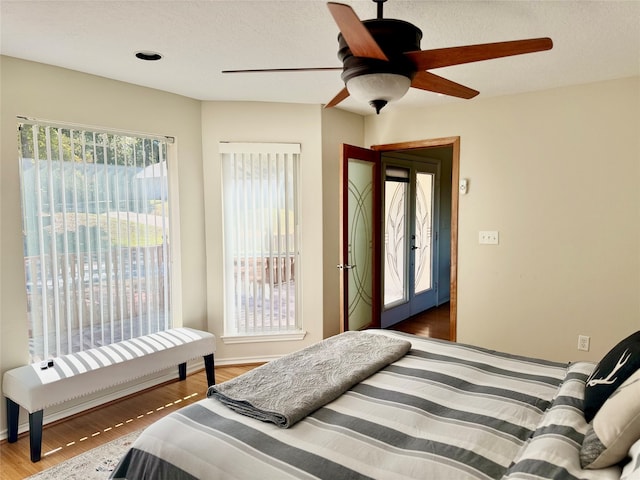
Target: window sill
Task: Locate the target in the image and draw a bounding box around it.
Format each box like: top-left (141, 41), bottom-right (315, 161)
top-left (221, 331), bottom-right (307, 344)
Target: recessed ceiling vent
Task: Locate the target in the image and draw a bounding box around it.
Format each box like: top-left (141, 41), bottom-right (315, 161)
top-left (135, 51), bottom-right (163, 61)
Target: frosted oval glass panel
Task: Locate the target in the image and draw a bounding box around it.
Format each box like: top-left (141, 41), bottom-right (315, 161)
top-left (347, 159), bottom-right (373, 330)
top-left (384, 180), bottom-right (407, 306)
top-left (415, 172), bottom-right (434, 294)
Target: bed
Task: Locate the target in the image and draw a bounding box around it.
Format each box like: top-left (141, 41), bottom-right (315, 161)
top-left (110, 330), bottom-right (640, 479)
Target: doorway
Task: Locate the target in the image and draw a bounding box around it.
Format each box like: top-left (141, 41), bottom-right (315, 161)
top-left (381, 153), bottom-right (443, 327)
top-left (373, 137), bottom-right (459, 342)
top-left (339, 137), bottom-right (459, 342)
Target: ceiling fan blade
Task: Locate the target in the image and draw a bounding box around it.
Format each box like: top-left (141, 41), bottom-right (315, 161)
top-left (411, 71), bottom-right (479, 99)
top-left (327, 2), bottom-right (388, 61)
top-left (324, 87), bottom-right (350, 108)
top-left (405, 37), bottom-right (553, 70)
top-left (222, 67), bottom-right (342, 74)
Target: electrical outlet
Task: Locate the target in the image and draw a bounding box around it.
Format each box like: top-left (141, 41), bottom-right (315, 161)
top-left (578, 335), bottom-right (590, 351)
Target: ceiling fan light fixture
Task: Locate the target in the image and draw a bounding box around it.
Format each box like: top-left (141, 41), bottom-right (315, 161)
top-left (346, 72), bottom-right (411, 113)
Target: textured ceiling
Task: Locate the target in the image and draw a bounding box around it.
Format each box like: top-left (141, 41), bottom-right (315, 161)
top-left (1, 0), bottom-right (639, 115)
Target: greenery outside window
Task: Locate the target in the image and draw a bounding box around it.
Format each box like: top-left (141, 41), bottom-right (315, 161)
top-left (18, 119), bottom-right (173, 363)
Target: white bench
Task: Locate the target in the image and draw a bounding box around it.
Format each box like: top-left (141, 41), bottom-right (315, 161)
top-left (2, 327), bottom-right (215, 462)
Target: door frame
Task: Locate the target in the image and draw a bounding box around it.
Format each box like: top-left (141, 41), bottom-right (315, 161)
top-left (339, 144), bottom-right (381, 332)
top-left (372, 137), bottom-right (459, 342)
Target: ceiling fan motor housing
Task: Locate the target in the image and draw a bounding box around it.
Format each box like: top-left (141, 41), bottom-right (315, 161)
top-left (338, 19), bottom-right (422, 83)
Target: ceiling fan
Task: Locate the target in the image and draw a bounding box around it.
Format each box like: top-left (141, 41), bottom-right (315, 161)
top-left (223, 0), bottom-right (553, 114)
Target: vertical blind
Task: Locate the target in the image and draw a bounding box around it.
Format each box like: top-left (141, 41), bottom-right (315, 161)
top-left (18, 120), bottom-right (172, 362)
top-left (220, 143), bottom-right (300, 335)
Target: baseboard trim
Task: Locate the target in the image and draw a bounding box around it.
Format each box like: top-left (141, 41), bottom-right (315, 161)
top-left (213, 354), bottom-right (279, 366)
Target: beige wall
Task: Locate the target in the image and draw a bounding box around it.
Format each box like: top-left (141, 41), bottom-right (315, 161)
top-left (321, 108), bottom-right (365, 339)
top-left (0, 56), bottom-right (206, 433)
top-left (2, 54), bottom-right (639, 434)
top-left (201, 102), bottom-right (329, 362)
top-left (365, 76), bottom-right (640, 362)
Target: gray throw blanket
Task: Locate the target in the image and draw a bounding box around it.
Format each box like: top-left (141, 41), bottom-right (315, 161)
top-left (207, 331), bottom-right (411, 428)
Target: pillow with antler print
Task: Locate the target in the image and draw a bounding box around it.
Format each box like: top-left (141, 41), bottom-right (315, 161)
top-left (580, 368), bottom-right (640, 468)
top-left (583, 330), bottom-right (640, 423)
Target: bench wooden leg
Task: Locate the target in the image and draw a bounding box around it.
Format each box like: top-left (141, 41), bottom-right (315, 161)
top-left (6, 398), bottom-right (19, 443)
top-left (29, 410), bottom-right (43, 462)
top-left (6, 399), bottom-right (44, 461)
top-left (178, 355), bottom-right (214, 385)
top-left (204, 353), bottom-right (215, 386)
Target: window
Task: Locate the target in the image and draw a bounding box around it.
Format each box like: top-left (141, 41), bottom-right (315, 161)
top-left (221, 143), bottom-right (300, 336)
top-left (18, 120), bottom-right (173, 363)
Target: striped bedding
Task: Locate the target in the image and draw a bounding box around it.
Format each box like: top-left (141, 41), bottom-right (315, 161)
top-left (110, 331), bottom-right (623, 479)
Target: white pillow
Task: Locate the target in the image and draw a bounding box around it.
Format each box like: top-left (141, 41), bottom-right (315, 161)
top-left (621, 438), bottom-right (640, 480)
top-left (581, 369), bottom-right (640, 469)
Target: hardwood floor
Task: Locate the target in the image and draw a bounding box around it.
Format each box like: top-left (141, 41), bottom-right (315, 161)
top-left (0, 306), bottom-right (449, 479)
top-left (0, 365), bottom-right (259, 480)
top-left (389, 302), bottom-right (451, 340)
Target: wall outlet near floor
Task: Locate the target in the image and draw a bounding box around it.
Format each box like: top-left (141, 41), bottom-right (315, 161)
top-left (479, 230), bottom-right (499, 245)
top-left (578, 335), bottom-right (590, 351)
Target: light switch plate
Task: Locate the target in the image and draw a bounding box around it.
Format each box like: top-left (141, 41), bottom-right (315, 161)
top-left (479, 231), bottom-right (499, 245)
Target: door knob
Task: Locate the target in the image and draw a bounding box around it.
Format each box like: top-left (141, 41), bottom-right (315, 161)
top-left (336, 264), bottom-right (356, 270)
